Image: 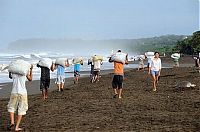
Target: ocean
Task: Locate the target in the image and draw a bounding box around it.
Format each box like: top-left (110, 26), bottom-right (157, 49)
top-left (0, 52), bottom-right (138, 83)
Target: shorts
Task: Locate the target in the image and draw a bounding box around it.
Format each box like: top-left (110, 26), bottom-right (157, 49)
top-left (93, 69), bottom-right (100, 76)
top-left (40, 78), bottom-right (50, 91)
top-left (151, 70), bottom-right (159, 76)
top-left (7, 94), bottom-right (28, 115)
top-left (74, 71), bottom-right (80, 77)
top-left (56, 75), bottom-right (65, 84)
top-left (112, 75), bottom-right (123, 89)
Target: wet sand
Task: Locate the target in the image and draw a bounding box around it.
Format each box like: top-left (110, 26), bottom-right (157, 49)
top-left (1, 56), bottom-right (200, 131)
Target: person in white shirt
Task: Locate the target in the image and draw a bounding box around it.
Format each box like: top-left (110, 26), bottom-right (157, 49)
top-left (7, 65), bottom-right (33, 131)
top-left (148, 52), bottom-right (161, 91)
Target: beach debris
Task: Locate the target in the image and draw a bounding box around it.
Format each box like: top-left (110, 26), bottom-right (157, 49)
top-left (175, 81), bottom-right (196, 88)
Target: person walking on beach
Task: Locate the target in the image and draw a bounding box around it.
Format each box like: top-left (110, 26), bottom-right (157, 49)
top-left (148, 52), bottom-right (162, 91)
top-left (92, 55), bottom-right (103, 83)
top-left (74, 61), bottom-right (83, 84)
top-left (138, 56), bottom-right (144, 71)
top-left (146, 56), bottom-right (153, 85)
top-left (88, 58), bottom-right (94, 81)
top-left (109, 50), bottom-right (128, 99)
top-left (7, 65), bottom-right (33, 131)
top-left (171, 53), bottom-right (180, 68)
top-left (52, 62), bottom-right (69, 92)
top-left (37, 63), bottom-right (53, 100)
top-left (173, 58), bottom-right (179, 67)
top-left (194, 54), bottom-right (200, 72)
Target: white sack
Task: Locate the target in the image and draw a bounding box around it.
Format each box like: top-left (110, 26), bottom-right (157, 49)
top-left (8, 60), bottom-right (31, 75)
top-left (55, 58), bottom-right (68, 67)
top-left (37, 58), bottom-right (52, 69)
top-left (111, 52), bottom-right (127, 64)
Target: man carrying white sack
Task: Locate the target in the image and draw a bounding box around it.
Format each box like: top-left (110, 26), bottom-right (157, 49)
top-left (7, 64), bottom-right (33, 131)
top-left (138, 55), bottom-right (145, 71)
top-left (88, 58), bottom-right (94, 81)
top-left (91, 55), bottom-right (103, 83)
top-left (72, 57), bottom-right (83, 84)
top-left (171, 53), bottom-right (180, 67)
top-left (52, 59), bottom-right (69, 92)
top-left (37, 58), bottom-right (54, 100)
top-left (109, 50), bottom-right (128, 99)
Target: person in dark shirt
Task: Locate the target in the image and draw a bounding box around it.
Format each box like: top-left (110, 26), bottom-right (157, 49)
top-left (37, 64), bottom-right (52, 100)
top-left (88, 59), bottom-right (94, 82)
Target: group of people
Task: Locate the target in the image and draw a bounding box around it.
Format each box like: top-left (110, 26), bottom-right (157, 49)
top-left (6, 50), bottom-right (162, 131)
top-left (36, 60), bottom-right (84, 99)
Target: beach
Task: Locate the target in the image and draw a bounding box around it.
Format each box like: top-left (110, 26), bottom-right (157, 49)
top-left (1, 56), bottom-right (200, 131)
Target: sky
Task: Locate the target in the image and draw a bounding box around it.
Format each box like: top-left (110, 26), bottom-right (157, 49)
top-left (0, 0), bottom-right (199, 49)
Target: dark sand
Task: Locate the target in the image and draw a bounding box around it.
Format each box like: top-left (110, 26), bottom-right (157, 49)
top-left (1, 56), bottom-right (200, 131)
top-left (0, 69), bottom-right (117, 98)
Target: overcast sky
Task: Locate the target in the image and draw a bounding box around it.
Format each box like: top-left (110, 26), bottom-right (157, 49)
top-left (0, 0), bottom-right (199, 49)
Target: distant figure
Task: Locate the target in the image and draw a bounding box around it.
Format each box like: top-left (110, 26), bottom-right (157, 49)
top-left (171, 53), bottom-right (180, 67)
top-left (173, 58), bottom-right (179, 67)
top-left (7, 65), bottom-right (33, 131)
top-left (109, 50), bottom-right (128, 99)
top-left (146, 56), bottom-right (153, 85)
top-left (195, 56), bottom-right (200, 67)
top-left (146, 57), bottom-right (151, 69)
top-left (148, 52), bottom-right (162, 91)
top-left (88, 58), bottom-right (94, 81)
top-left (74, 61), bottom-right (83, 84)
top-left (138, 57), bottom-right (144, 71)
top-left (52, 62), bottom-right (69, 92)
top-left (194, 56), bottom-right (200, 72)
top-left (91, 55), bottom-right (103, 83)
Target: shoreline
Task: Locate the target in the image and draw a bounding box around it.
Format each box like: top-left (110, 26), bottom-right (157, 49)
top-left (0, 55), bottom-right (196, 99)
top-left (0, 69), bottom-right (119, 98)
top-left (0, 58), bottom-right (195, 99)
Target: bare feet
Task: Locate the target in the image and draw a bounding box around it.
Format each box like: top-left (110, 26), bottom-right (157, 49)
top-left (15, 127), bottom-right (24, 131)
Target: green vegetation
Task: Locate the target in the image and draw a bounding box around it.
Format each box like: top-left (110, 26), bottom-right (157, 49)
top-left (131, 35), bottom-right (186, 55)
top-left (133, 31), bottom-right (200, 56)
top-left (173, 31), bottom-right (200, 55)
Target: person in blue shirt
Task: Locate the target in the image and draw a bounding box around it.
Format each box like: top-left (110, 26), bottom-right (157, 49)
top-left (74, 61), bottom-right (83, 84)
top-left (52, 62), bottom-right (69, 91)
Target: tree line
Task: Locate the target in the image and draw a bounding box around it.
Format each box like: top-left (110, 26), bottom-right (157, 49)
top-left (172, 31), bottom-right (200, 55)
top-left (135, 31), bottom-right (200, 56)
